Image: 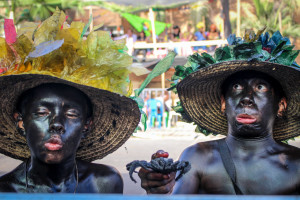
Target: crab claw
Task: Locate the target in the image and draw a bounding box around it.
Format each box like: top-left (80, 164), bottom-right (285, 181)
top-left (151, 150), bottom-right (169, 160)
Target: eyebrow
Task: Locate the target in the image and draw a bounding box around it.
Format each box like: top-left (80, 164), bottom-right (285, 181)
top-left (35, 99), bottom-right (83, 110)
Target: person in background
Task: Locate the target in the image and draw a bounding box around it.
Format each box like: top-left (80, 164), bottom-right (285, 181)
top-left (207, 23), bottom-right (221, 52)
top-left (181, 24), bottom-right (194, 41)
top-left (171, 25), bottom-right (181, 42)
top-left (171, 25), bottom-right (181, 54)
top-left (133, 31), bottom-right (148, 62)
top-left (125, 29), bottom-right (137, 55)
top-left (181, 24), bottom-right (194, 56)
top-left (194, 22), bottom-right (207, 52)
top-left (147, 92), bottom-right (163, 129)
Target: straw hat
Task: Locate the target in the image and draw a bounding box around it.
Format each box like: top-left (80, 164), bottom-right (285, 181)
top-left (0, 9), bottom-right (141, 161)
top-left (171, 28), bottom-right (300, 141)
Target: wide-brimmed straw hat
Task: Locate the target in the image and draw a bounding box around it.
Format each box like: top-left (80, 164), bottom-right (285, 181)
top-left (0, 9), bottom-right (142, 161)
top-left (171, 28), bottom-right (300, 141)
top-left (0, 74), bottom-right (140, 161)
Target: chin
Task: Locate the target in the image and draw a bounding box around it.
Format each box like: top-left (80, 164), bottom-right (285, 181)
top-left (234, 123), bottom-right (265, 138)
top-left (42, 152), bottom-right (64, 164)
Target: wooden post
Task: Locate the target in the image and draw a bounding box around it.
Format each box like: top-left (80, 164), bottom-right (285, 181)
top-left (279, 11), bottom-right (282, 33)
top-left (89, 6), bottom-right (93, 32)
top-left (149, 7), bottom-right (157, 57)
top-left (161, 72), bottom-right (165, 127)
top-left (237, 0), bottom-right (241, 37)
top-left (161, 73), bottom-right (165, 90)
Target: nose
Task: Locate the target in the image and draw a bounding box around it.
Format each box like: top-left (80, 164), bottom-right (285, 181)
top-left (240, 96), bottom-right (254, 107)
top-left (49, 116), bottom-right (65, 134)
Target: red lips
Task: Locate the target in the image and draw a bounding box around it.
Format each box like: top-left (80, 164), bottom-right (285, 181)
top-left (236, 114), bottom-right (257, 124)
top-left (44, 136), bottom-right (63, 151)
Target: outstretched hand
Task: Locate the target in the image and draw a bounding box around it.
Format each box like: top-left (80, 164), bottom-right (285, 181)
top-left (138, 167), bottom-right (175, 194)
top-left (138, 150), bottom-right (175, 194)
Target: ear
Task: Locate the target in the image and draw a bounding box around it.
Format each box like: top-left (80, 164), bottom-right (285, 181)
top-left (82, 118), bottom-right (93, 138)
top-left (13, 112), bottom-right (25, 136)
top-left (277, 97), bottom-right (287, 118)
top-left (220, 95), bottom-right (226, 115)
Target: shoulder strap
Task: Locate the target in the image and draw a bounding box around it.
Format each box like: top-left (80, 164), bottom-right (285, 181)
top-left (217, 139), bottom-right (243, 195)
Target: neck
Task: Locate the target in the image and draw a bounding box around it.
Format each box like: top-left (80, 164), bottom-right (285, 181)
top-left (27, 156), bottom-right (77, 186)
top-left (225, 134), bottom-right (277, 156)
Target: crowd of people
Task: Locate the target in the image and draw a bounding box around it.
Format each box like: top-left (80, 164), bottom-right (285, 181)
top-left (142, 91), bottom-right (179, 129)
top-left (112, 22), bottom-right (221, 61)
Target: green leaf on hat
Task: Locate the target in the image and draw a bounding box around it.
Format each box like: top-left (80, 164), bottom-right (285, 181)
top-left (292, 61), bottom-right (300, 68)
top-left (172, 104), bottom-right (184, 113)
top-left (272, 50), bottom-right (300, 66)
top-left (174, 65), bottom-right (185, 77)
top-left (214, 46), bottom-right (232, 62)
top-left (271, 40), bottom-right (287, 56)
top-left (233, 42), bottom-right (262, 60)
top-left (201, 52), bottom-right (216, 64)
top-left (260, 49), bottom-right (271, 61)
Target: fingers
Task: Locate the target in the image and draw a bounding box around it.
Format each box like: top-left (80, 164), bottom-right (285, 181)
top-left (138, 168), bottom-right (176, 194)
top-left (145, 176), bottom-right (175, 194)
top-left (138, 167), bottom-right (151, 179)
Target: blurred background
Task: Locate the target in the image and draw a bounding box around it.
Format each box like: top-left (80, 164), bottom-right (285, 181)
top-left (0, 0), bottom-right (300, 194)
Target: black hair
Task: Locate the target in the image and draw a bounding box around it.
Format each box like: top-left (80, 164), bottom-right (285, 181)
top-left (221, 70), bottom-right (285, 100)
top-left (16, 83), bottom-right (93, 118)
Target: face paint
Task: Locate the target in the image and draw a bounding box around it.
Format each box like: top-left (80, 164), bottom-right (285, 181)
top-left (20, 84), bottom-right (91, 164)
top-left (223, 71), bottom-right (281, 138)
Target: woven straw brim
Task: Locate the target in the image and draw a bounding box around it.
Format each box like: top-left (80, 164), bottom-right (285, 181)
top-left (177, 61), bottom-right (300, 141)
top-left (0, 74), bottom-right (140, 161)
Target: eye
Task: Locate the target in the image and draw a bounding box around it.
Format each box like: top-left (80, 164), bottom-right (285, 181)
top-left (35, 107), bottom-right (50, 117)
top-left (256, 84), bottom-right (268, 92)
top-left (233, 84), bottom-right (243, 90)
top-left (65, 109), bottom-right (79, 119)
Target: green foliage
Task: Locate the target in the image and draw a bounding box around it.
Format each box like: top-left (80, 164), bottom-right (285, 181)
top-left (241, 0), bottom-right (300, 38)
top-left (132, 51), bottom-right (177, 131)
top-left (1, 0), bottom-right (118, 24)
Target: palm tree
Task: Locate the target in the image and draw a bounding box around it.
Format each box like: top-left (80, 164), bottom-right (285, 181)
top-left (241, 0), bottom-right (300, 39)
top-left (1, 0), bottom-right (111, 24)
top-left (221, 0), bottom-right (232, 38)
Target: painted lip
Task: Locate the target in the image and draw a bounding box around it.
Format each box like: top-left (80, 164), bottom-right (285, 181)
top-left (44, 137), bottom-right (63, 151)
top-left (236, 114), bottom-right (257, 124)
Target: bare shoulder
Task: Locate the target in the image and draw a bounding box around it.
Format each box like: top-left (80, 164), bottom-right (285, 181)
top-left (179, 138), bottom-right (222, 171)
top-left (0, 162), bottom-right (26, 192)
top-left (277, 142), bottom-right (300, 159)
top-left (180, 139), bottom-right (220, 160)
top-left (77, 160), bottom-right (123, 193)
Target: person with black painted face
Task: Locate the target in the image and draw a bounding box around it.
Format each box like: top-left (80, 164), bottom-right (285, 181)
top-left (138, 30), bottom-right (300, 195)
top-left (0, 10), bottom-right (140, 193)
top-left (0, 84), bottom-right (137, 193)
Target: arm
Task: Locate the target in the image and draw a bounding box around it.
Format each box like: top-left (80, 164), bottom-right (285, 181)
top-left (94, 165), bottom-right (123, 193)
top-left (138, 146), bottom-right (202, 194)
top-left (173, 146), bottom-right (201, 194)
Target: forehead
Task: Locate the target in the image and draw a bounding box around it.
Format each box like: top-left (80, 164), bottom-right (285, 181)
top-left (226, 71), bottom-right (274, 84)
top-left (18, 83), bottom-right (90, 109)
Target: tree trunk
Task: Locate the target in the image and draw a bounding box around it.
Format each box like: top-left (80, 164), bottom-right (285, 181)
top-left (221, 0), bottom-right (232, 38)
